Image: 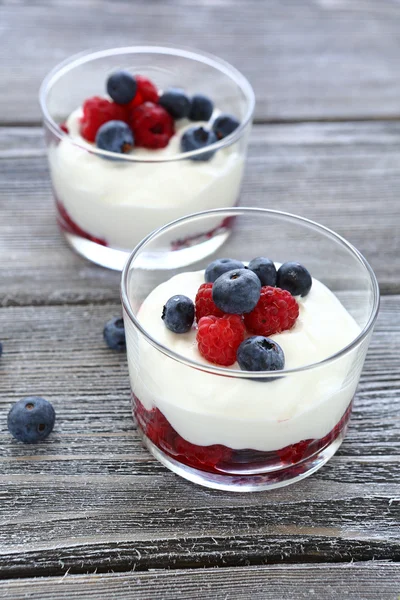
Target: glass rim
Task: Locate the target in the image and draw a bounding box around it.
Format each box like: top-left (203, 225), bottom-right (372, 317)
top-left (120, 207), bottom-right (380, 379)
top-left (38, 45), bottom-right (255, 163)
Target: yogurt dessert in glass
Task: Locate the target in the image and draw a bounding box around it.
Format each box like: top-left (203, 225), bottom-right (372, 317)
top-left (121, 208), bottom-right (379, 492)
top-left (39, 47), bottom-right (255, 270)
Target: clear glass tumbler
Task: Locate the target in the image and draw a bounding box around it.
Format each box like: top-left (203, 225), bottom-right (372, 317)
top-left (39, 46), bottom-right (255, 270)
top-left (121, 208), bottom-right (379, 491)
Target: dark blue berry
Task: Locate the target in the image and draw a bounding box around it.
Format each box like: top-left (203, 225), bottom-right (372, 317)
top-left (8, 397), bottom-right (56, 443)
top-left (237, 336), bottom-right (285, 372)
top-left (277, 262), bottom-right (312, 297)
top-left (180, 126), bottom-right (217, 161)
top-left (212, 269), bottom-right (261, 314)
top-left (189, 94), bottom-right (214, 121)
top-left (205, 258), bottom-right (245, 283)
top-left (106, 71), bottom-right (137, 105)
top-left (248, 257), bottom-right (277, 287)
top-left (212, 114), bottom-right (240, 140)
top-left (104, 317), bottom-right (126, 351)
top-left (162, 295), bottom-right (195, 333)
top-left (96, 121), bottom-right (134, 155)
top-left (159, 88), bottom-right (191, 119)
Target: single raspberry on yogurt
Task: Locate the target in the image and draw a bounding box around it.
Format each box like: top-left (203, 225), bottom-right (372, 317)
top-left (80, 96), bottom-right (128, 142)
top-left (195, 283), bottom-right (224, 321)
top-left (130, 102), bottom-right (175, 149)
top-left (196, 314), bottom-right (245, 366)
top-left (244, 286), bottom-right (299, 337)
top-left (127, 75), bottom-right (159, 109)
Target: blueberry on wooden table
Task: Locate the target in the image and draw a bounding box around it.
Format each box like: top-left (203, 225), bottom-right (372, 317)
top-left (7, 397), bottom-right (56, 443)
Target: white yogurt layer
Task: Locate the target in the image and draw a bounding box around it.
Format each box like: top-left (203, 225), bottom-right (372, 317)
top-left (48, 108), bottom-right (244, 249)
top-left (125, 269), bottom-right (363, 451)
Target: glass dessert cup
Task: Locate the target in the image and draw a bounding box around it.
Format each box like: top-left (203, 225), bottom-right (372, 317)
top-left (121, 208), bottom-right (379, 492)
top-left (39, 46), bottom-right (255, 270)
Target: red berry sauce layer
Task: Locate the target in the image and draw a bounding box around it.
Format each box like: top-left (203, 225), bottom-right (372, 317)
top-left (56, 199), bottom-right (107, 246)
top-left (134, 395), bottom-right (353, 476)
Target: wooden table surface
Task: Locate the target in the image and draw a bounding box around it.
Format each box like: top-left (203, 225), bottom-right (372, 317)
top-left (0, 1), bottom-right (399, 598)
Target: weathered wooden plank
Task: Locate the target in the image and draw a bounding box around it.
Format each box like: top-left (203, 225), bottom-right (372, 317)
top-left (0, 300), bottom-right (398, 575)
top-left (1, 121), bottom-right (400, 306)
top-left (0, 563), bottom-right (399, 599)
top-left (3, 0), bottom-right (400, 123)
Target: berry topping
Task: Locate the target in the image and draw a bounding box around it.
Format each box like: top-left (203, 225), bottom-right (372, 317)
top-left (180, 126), bottom-right (217, 161)
top-left (128, 75), bottom-right (159, 109)
top-left (277, 262), bottom-right (312, 297)
top-left (159, 88), bottom-right (191, 119)
top-left (237, 336), bottom-right (285, 372)
top-left (244, 286), bottom-right (299, 337)
top-left (195, 283), bottom-right (224, 321)
top-left (205, 258), bottom-right (245, 283)
top-left (130, 102), bottom-right (174, 149)
top-left (212, 269), bottom-right (261, 314)
top-left (95, 120), bottom-right (134, 154)
top-left (103, 317), bottom-right (126, 351)
top-left (8, 397), bottom-right (55, 443)
top-left (189, 94), bottom-right (214, 121)
top-left (162, 295), bottom-right (195, 334)
top-left (106, 71), bottom-right (137, 105)
top-left (212, 114), bottom-right (240, 140)
top-left (197, 314), bottom-right (245, 366)
top-left (248, 257), bottom-right (277, 287)
top-left (80, 96), bottom-right (128, 142)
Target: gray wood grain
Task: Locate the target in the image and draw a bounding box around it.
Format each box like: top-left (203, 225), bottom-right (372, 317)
top-left (0, 563), bottom-right (399, 599)
top-left (0, 299), bottom-right (398, 575)
top-left (1, 120), bottom-right (400, 308)
top-left (3, 0), bottom-right (400, 123)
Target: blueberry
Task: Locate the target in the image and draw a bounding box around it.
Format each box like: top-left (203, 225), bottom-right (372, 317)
top-left (180, 126), bottom-right (217, 161)
top-left (212, 114), bottom-right (240, 140)
top-left (237, 336), bottom-right (285, 372)
top-left (248, 257), bottom-right (277, 287)
top-left (104, 317), bottom-right (126, 351)
top-left (205, 258), bottom-right (245, 283)
top-left (159, 88), bottom-right (191, 119)
top-left (106, 71), bottom-right (137, 105)
top-left (189, 94), bottom-right (214, 121)
top-left (95, 121), bottom-right (134, 154)
top-left (162, 295), bottom-right (195, 333)
top-left (8, 397), bottom-right (56, 443)
top-left (212, 269), bottom-right (261, 314)
top-left (277, 262), bottom-right (312, 297)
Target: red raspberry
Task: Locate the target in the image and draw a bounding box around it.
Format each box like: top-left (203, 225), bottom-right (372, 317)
top-left (80, 96), bottom-right (128, 142)
top-left (128, 75), bottom-right (159, 109)
top-left (244, 286), bottom-right (299, 337)
top-left (195, 283), bottom-right (224, 322)
top-left (196, 314), bottom-right (245, 366)
top-left (130, 102), bottom-right (174, 149)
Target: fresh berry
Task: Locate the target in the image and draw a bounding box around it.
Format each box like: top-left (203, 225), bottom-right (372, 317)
top-left (212, 269), bottom-right (261, 314)
top-left (197, 314), bottom-right (245, 366)
top-left (244, 286), bottom-right (299, 336)
top-left (189, 94), bottom-right (214, 121)
top-left (237, 336), bottom-right (285, 372)
top-left (276, 262), bottom-right (312, 297)
top-left (106, 71), bottom-right (137, 105)
top-left (130, 102), bottom-right (174, 149)
top-left (248, 257), bottom-right (277, 287)
top-left (205, 258), bottom-right (245, 283)
top-left (80, 96), bottom-right (128, 142)
top-left (212, 114), bottom-right (240, 139)
top-left (162, 295), bottom-right (195, 334)
top-left (103, 317), bottom-right (126, 351)
top-left (159, 88), bottom-right (191, 119)
top-left (180, 126), bottom-right (217, 161)
top-left (60, 122), bottom-right (69, 134)
top-left (95, 120), bottom-right (134, 154)
top-left (127, 75), bottom-right (159, 109)
top-left (8, 397), bottom-right (55, 443)
top-left (195, 283), bottom-right (224, 321)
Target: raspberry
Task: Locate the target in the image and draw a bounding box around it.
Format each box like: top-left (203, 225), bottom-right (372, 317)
top-left (244, 286), bottom-right (299, 337)
top-left (195, 283), bottom-right (224, 322)
top-left (80, 96), bottom-right (128, 142)
top-left (130, 102), bottom-right (174, 149)
top-left (127, 75), bottom-right (159, 109)
top-left (196, 314), bottom-right (245, 366)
